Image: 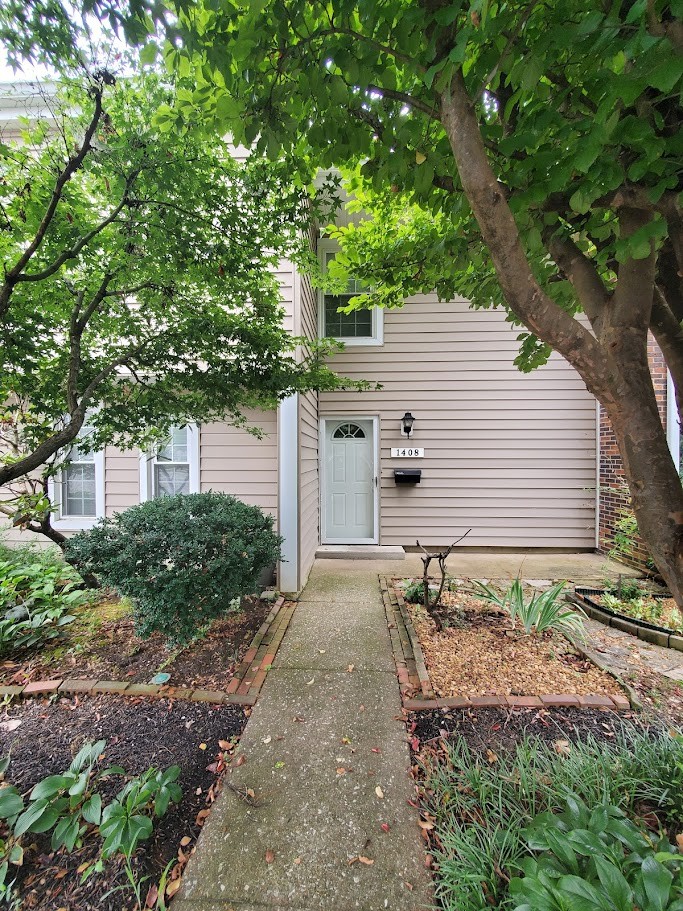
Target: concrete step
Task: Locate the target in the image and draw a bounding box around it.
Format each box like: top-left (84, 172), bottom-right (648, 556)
top-left (315, 544), bottom-right (405, 560)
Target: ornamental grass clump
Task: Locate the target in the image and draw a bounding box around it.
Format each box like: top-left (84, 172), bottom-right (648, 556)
top-left (473, 579), bottom-right (586, 639)
top-left (65, 493), bottom-right (281, 646)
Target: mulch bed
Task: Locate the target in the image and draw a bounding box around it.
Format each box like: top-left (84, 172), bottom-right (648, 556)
top-left (403, 586), bottom-right (623, 699)
top-left (410, 705), bottom-right (644, 754)
top-left (0, 693), bottom-right (249, 910)
top-left (0, 594), bottom-right (271, 691)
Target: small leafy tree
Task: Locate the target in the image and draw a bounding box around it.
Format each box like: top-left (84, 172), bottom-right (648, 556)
top-left (64, 492), bottom-right (282, 646)
top-left (0, 69), bottom-right (348, 542)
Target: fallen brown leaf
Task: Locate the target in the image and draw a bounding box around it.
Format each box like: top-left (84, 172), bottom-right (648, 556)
top-left (375, 786), bottom-right (384, 799)
top-left (336, 767), bottom-right (347, 775)
top-left (180, 836), bottom-right (192, 847)
top-left (293, 857), bottom-right (302, 865)
top-left (199, 743), bottom-right (207, 751)
top-left (347, 664), bottom-right (355, 672)
top-left (381, 823), bottom-right (391, 833)
top-left (554, 739), bottom-right (571, 757)
top-left (165, 879), bottom-right (181, 898)
top-left (486, 749), bottom-right (498, 764)
top-left (358, 856), bottom-right (374, 865)
top-left (145, 884), bottom-right (159, 907)
top-left (265, 849), bottom-right (275, 864)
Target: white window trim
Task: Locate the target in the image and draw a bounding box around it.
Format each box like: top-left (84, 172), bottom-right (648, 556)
top-left (318, 240), bottom-right (384, 347)
top-left (667, 369), bottom-right (680, 471)
top-left (139, 423), bottom-right (200, 502)
top-left (49, 449), bottom-right (105, 531)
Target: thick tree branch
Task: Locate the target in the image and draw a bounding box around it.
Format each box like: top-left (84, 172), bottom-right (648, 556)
top-left (611, 208), bottom-right (657, 330)
top-left (439, 71), bottom-right (609, 398)
top-left (546, 231), bottom-right (610, 330)
top-left (365, 84), bottom-right (439, 119)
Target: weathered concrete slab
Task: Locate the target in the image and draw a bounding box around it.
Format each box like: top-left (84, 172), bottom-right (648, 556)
top-left (174, 564), bottom-right (431, 911)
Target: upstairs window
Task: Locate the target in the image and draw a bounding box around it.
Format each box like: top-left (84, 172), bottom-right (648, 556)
top-left (319, 247), bottom-right (383, 346)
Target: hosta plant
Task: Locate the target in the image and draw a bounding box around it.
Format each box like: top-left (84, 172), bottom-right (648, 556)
top-left (473, 579), bottom-right (586, 638)
top-left (510, 794), bottom-right (683, 911)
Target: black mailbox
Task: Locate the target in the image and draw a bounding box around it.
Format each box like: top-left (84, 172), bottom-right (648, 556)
top-left (394, 469), bottom-right (421, 485)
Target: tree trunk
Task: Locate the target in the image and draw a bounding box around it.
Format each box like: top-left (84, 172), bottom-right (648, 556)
top-left (439, 77), bottom-right (683, 605)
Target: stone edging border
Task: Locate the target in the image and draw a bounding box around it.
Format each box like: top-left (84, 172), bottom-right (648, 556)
top-left (0, 597), bottom-right (297, 708)
top-left (380, 576), bottom-right (631, 713)
top-left (573, 588), bottom-right (683, 652)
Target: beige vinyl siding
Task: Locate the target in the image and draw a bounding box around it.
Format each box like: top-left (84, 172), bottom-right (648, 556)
top-left (297, 271), bottom-right (320, 588)
top-left (277, 260), bottom-right (296, 335)
top-left (104, 446), bottom-right (139, 517)
top-left (320, 295), bottom-right (597, 549)
top-left (200, 414), bottom-right (278, 521)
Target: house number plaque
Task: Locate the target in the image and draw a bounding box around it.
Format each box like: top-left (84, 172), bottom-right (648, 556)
top-left (391, 447), bottom-right (425, 457)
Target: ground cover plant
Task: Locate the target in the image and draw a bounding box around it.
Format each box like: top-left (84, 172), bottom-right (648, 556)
top-left (417, 722), bottom-right (683, 911)
top-left (397, 578), bottom-right (620, 699)
top-left (0, 543), bottom-right (83, 658)
top-left (587, 578), bottom-right (683, 634)
top-left (65, 493), bottom-right (281, 647)
top-left (0, 694), bottom-right (247, 910)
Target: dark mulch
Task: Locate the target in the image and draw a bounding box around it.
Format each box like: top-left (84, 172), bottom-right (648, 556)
top-left (410, 706), bottom-right (648, 753)
top-left (0, 694), bottom-right (249, 910)
top-left (0, 595), bottom-right (271, 691)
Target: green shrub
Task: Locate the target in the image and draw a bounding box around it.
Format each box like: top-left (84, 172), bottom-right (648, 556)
top-left (473, 578), bottom-right (586, 638)
top-left (64, 492), bottom-right (282, 646)
top-left (0, 547), bottom-right (82, 657)
top-left (403, 579), bottom-right (428, 603)
top-left (511, 795), bottom-right (683, 911)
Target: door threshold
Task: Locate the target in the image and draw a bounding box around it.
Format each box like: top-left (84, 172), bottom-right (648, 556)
top-left (316, 545), bottom-right (405, 560)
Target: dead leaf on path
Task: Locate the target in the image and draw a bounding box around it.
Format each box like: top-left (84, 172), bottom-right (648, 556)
top-left (199, 743), bottom-right (207, 751)
top-left (404, 881), bottom-right (414, 891)
top-left (371, 747), bottom-right (381, 754)
top-left (425, 854), bottom-right (433, 868)
top-left (375, 786), bottom-right (384, 799)
top-left (306, 678), bottom-right (315, 685)
top-left (180, 837), bottom-right (192, 847)
top-left (218, 739), bottom-right (233, 750)
top-left (554, 739), bottom-right (571, 757)
top-left (486, 749), bottom-right (498, 764)
top-left (246, 788), bottom-right (255, 799)
top-left (54, 870), bottom-right (67, 880)
top-left (336, 767), bottom-right (347, 775)
top-left (195, 809), bottom-right (210, 826)
top-left (319, 649), bottom-right (326, 654)
top-left (293, 857), bottom-right (302, 865)
top-left (262, 735), bottom-right (272, 744)
top-left (234, 754), bottom-right (246, 767)
top-left (418, 819), bottom-right (434, 831)
top-left (341, 736), bottom-right (352, 744)
top-left (358, 856), bottom-right (374, 865)
top-left (381, 823), bottom-right (391, 833)
top-left (347, 664), bottom-right (355, 672)
top-left (165, 879), bottom-right (181, 898)
top-left (76, 863), bottom-right (89, 875)
top-left (359, 704), bottom-right (365, 711)
top-left (293, 715), bottom-right (306, 722)
top-left (265, 849), bottom-right (275, 864)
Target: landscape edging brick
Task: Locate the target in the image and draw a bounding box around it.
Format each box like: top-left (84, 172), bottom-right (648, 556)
top-left (0, 595), bottom-right (296, 708)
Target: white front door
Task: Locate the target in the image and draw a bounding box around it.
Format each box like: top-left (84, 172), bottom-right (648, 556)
top-left (322, 419), bottom-right (377, 543)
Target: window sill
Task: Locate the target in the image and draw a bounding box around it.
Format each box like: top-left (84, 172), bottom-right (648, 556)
top-left (52, 517), bottom-right (102, 531)
top-left (325, 336), bottom-right (384, 348)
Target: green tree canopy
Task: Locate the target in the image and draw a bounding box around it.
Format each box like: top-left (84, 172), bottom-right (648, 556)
top-left (0, 68), bottom-right (350, 540)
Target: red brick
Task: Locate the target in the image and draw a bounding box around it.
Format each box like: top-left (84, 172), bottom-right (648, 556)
top-left (226, 677), bottom-right (241, 694)
top-left (23, 680), bottom-right (62, 695)
top-left (579, 695), bottom-right (615, 710)
top-left (469, 695), bottom-right (507, 707)
top-left (610, 694), bottom-right (631, 711)
top-left (506, 696), bottom-right (543, 708)
top-left (260, 654), bottom-right (276, 670)
top-left (242, 647), bottom-right (258, 664)
top-left (540, 694), bottom-right (581, 707)
top-left (404, 698), bottom-right (439, 710)
top-left (225, 692), bottom-right (258, 706)
top-left (437, 696), bottom-right (471, 708)
top-left (250, 670), bottom-right (267, 690)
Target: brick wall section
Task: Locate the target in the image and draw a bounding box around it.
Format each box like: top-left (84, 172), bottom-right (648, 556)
top-left (599, 335), bottom-right (667, 569)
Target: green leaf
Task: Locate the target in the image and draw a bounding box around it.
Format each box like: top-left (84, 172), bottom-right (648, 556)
top-left (82, 793), bottom-right (102, 825)
top-left (641, 855), bottom-right (673, 911)
top-left (593, 855), bottom-right (633, 911)
top-left (30, 775), bottom-right (75, 800)
top-left (0, 787), bottom-right (24, 820)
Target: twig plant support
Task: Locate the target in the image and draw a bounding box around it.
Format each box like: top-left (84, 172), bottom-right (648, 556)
top-left (416, 529), bottom-right (471, 630)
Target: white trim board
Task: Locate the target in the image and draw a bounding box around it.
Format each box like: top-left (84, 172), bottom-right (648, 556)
top-left (278, 394), bottom-right (299, 593)
top-left (319, 415), bottom-right (380, 545)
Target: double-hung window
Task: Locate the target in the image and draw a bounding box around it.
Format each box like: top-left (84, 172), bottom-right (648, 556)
top-left (51, 426), bottom-right (105, 529)
top-left (140, 424), bottom-right (200, 500)
top-left (319, 246), bottom-right (383, 346)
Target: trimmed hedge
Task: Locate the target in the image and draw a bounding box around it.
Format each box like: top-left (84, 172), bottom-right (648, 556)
top-left (65, 493), bottom-right (281, 646)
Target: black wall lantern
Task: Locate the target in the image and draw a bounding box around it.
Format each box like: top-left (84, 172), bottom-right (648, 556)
top-left (401, 411), bottom-right (415, 438)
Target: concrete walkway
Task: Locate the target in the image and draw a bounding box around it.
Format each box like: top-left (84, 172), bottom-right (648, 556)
top-left (174, 562), bottom-right (432, 911)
